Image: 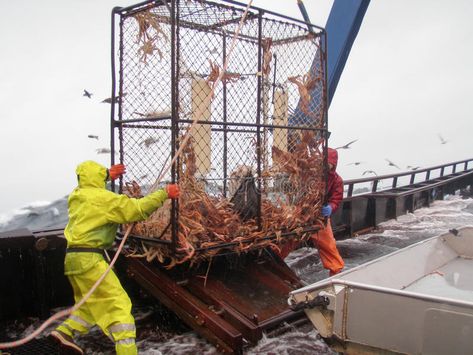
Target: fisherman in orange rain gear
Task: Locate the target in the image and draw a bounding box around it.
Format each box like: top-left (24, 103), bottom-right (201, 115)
top-left (50, 161), bottom-right (180, 355)
top-left (277, 148), bottom-right (345, 276)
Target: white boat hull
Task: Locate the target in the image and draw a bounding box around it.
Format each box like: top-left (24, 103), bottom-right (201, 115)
top-left (289, 226), bottom-right (473, 354)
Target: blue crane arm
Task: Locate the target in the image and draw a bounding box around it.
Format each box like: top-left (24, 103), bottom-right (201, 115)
top-left (325, 0), bottom-right (370, 107)
top-left (291, 0), bottom-right (370, 127)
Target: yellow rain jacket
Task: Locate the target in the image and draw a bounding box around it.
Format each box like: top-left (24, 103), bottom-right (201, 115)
top-left (57, 160), bottom-right (168, 355)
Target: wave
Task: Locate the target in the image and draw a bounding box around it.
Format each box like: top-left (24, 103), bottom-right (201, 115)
top-left (0, 197), bottom-right (69, 233)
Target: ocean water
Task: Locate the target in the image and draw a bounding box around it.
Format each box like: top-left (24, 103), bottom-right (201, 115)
top-left (1, 194), bottom-right (473, 354)
top-left (0, 197), bottom-right (69, 233)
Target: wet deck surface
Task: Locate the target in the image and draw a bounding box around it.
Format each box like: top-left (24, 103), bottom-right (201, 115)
top-left (3, 338), bottom-right (60, 355)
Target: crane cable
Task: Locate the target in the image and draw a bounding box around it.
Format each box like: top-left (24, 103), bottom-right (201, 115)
top-left (0, 0), bottom-right (253, 349)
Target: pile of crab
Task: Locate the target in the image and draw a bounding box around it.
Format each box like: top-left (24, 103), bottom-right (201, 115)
top-left (124, 131), bottom-right (326, 269)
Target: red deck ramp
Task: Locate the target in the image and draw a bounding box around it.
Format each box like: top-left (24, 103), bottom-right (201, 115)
top-left (126, 252), bottom-right (304, 353)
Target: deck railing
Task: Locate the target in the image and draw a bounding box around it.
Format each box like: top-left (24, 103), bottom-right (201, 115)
top-left (343, 158), bottom-right (473, 198)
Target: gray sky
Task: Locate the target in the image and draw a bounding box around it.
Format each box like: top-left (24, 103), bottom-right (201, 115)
top-left (1, 0), bottom-right (472, 214)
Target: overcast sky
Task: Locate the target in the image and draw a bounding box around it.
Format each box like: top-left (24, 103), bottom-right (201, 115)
top-left (1, 0), bottom-right (472, 214)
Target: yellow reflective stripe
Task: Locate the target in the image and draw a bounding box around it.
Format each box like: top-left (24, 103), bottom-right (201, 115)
top-left (69, 315), bottom-right (93, 329)
top-left (115, 338), bottom-right (135, 345)
top-left (109, 323), bottom-right (136, 333)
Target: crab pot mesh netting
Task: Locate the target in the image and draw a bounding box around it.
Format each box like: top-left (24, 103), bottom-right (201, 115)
top-left (113, 0), bottom-right (328, 267)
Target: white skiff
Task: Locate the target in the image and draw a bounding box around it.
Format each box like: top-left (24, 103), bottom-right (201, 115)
top-left (288, 226), bottom-right (473, 354)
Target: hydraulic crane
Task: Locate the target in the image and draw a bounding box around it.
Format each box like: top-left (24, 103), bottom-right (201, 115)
top-left (298, 0), bottom-right (370, 107)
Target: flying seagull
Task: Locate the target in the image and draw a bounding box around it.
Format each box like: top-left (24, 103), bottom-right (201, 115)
top-left (347, 161), bottom-right (365, 166)
top-left (438, 134), bottom-right (448, 145)
top-left (362, 170), bottom-right (377, 176)
top-left (102, 93), bottom-right (127, 104)
top-left (207, 46), bottom-right (219, 55)
top-left (88, 134), bottom-right (99, 140)
top-left (335, 139), bottom-right (358, 150)
top-left (83, 89), bottom-right (93, 98)
top-left (407, 165), bottom-right (420, 170)
top-left (141, 137), bottom-right (159, 148)
top-left (385, 158), bottom-right (400, 169)
top-left (96, 148), bottom-right (111, 154)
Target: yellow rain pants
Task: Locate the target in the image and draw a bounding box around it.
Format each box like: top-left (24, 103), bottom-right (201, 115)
top-left (57, 254), bottom-right (137, 354)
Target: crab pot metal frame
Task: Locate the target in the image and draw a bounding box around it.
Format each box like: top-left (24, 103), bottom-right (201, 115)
top-left (111, 0), bottom-right (328, 255)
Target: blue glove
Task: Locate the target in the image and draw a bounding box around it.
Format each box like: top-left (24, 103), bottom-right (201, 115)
top-left (321, 204), bottom-right (332, 217)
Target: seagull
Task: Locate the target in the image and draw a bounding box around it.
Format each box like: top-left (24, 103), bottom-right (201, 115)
top-left (96, 148), bottom-right (111, 154)
top-left (407, 165), bottom-right (420, 170)
top-left (207, 46), bottom-right (219, 55)
top-left (438, 134), bottom-right (448, 145)
top-left (133, 110), bottom-right (171, 118)
top-left (133, 111), bottom-right (147, 117)
top-left (83, 89), bottom-right (93, 98)
top-left (347, 161), bottom-right (365, 166)
top-left (385, 159), bottom-right (400, 169)
top-left (141, 137), bottom-right (159, 148)
top-left (335, 139), bottom-right (358, 150)
top-left (88, 134), bottom-right (99, 140)
top-left (362, 170), bottom-right (377, 176)
top-left (101, 93), bottom-right (127, 104)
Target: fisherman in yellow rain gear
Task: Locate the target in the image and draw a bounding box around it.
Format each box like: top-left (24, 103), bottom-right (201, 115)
top-left (50, 161), bottom-right (180, 354)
